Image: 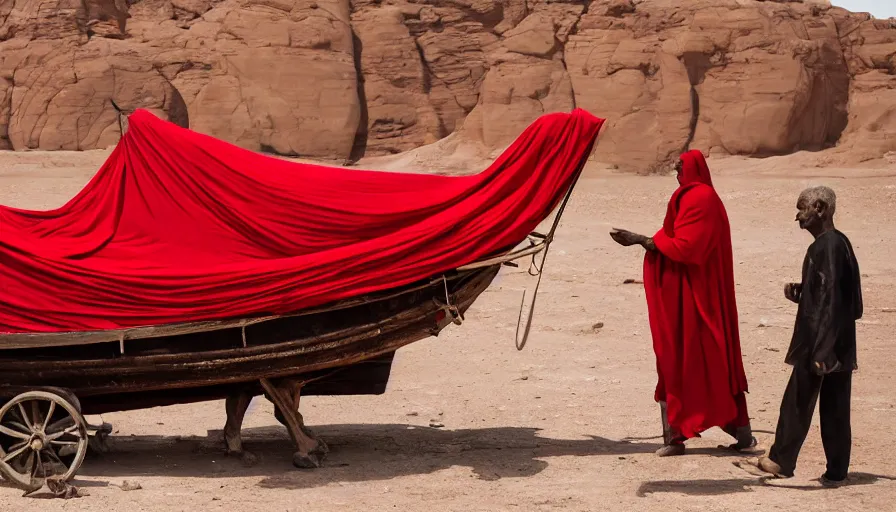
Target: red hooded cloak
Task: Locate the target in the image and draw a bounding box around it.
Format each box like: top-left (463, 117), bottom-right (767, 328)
top-left (643, 150), bottom-right (749, 439)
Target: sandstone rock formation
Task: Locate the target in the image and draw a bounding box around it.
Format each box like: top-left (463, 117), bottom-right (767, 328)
top-left (831, 12), bottom-right (896, 162)
top-left (1, 0), bottom-right (894, 171)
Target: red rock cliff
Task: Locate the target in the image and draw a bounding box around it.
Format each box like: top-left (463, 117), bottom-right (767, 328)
top-left (1, 0), bottom-right (894, 171)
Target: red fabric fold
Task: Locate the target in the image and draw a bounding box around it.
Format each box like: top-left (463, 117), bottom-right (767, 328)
top-left (643, 150), bottom-right (749, 438)
top-left (0, 109), bottom-right (604, 333)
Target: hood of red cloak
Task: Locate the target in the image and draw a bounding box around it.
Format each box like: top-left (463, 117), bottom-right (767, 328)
top-left (678, 150), bottom-right (713, 188)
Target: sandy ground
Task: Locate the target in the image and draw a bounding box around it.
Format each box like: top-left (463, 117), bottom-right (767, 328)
top-left (0, 150), bottom-right (894, 511)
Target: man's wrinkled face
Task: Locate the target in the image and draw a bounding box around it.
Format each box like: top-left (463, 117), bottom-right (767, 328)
top-left (674, 160), bottom-right (683, 185)
top-left (795, 197), bottom-right (821, 231)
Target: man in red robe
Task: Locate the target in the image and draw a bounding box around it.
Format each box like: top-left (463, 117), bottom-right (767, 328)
top-left (610, 150), bottom-right (756, 456)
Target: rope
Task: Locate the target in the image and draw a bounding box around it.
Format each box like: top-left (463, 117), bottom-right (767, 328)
top-left (437, 275), bottom-right (463, 326)
top-left (455, 237), bottom-right (546, 271)
top-left (514, 141), bottom-right (595, 351)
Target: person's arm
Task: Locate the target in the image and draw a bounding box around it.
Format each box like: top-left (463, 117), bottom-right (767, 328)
top-left (810, 240), bottom-right (848, 374)
top-left (609, 229), bottom-right (656, 250)
top-left (651, 186), bottom-right (720, 265)
top-left (851, 246), bottom-right (863, 321)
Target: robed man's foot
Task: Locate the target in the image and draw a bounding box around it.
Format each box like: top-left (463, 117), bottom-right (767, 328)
top-left (720, 435), bottom-right (759, 452)
top-left (655, 443), bottom-right (685, 457)
top-left (719, 425), bottom-right (759, 452)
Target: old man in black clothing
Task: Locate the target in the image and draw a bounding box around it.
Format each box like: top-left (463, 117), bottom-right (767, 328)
top-left (755, 185), bottom-right (863, 485)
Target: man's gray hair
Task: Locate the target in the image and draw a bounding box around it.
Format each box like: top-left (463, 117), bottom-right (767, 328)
top-left (799, 185), bottom-right (836, 217)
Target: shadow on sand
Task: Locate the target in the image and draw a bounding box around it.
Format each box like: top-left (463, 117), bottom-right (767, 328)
top-left (637, 473), bottom-right (896, 497)
top-left (73, 424), bottom-right (661, 490)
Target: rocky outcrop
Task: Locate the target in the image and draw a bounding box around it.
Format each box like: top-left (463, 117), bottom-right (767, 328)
top-left (1, 0), bottom-right (895, 170)
top-left (0, 0), bottom-right (359, 155)
top-left (565, 0), bottom-right (859, 171)
top-left (831, 12), bottom-right (896, 162)
top-left (458, 1), bottom-right (581, 150)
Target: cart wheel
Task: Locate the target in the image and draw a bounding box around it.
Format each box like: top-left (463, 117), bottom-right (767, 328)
top-left (0, 391), bottom-right (88, 493)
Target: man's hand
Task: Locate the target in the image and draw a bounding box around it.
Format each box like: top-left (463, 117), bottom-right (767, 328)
top-left (813, 360), bottom-right (842, 376)
top-left (610, 228), bottom-right (647, 247)
top-left (784, 283), bottom-right (802, 304)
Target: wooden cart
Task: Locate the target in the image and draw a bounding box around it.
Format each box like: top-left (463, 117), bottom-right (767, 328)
top-left (0, 261), bottom-right (508, 495)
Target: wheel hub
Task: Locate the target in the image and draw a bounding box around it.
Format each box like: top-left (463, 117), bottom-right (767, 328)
top-left (29, 436), bottom-right (45, 452)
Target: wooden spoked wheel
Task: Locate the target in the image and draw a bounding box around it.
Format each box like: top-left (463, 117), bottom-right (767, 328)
top-left (0, 391), bottom-right (88, 492)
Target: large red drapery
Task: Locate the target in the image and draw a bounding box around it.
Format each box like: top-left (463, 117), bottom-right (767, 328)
top-left (0, 109), bottom-right (604, 334)
top-left (643, 150), bottom-right (749, 439)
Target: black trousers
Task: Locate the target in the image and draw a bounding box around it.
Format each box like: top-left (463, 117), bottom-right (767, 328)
top-left (768, 364), bottom-right (852, 480)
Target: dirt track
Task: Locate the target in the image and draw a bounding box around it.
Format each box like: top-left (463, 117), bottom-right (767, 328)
top-left (0, 151), bottom-right (894, 511)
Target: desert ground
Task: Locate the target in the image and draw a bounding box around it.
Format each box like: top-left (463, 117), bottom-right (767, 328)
top-left (0, 149), bottom-right (894, 511)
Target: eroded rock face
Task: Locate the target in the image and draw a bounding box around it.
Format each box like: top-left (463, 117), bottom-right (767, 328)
top-left (350, 4), bottom-right (441, 156)
top-left (0, 0), bottom-right (894, 169)
top-left (568, 0), bottom-right (859, 171)
top-left (460, 2), bottom-right (580, 150)
top-left (0, 0), bottom-right (359, 156)
top-left (832, 12), bottom-right (896, 161)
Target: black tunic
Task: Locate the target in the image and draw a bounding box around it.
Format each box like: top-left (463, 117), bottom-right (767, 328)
top-left (785, 230), bottom-right (863, 373)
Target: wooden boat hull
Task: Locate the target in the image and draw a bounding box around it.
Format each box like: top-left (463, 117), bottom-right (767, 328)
top-left (0, 265), bottom-right (500, 414)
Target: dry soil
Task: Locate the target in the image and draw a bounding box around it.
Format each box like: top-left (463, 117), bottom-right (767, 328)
top-left (0, 150), bottom-right (894, 511)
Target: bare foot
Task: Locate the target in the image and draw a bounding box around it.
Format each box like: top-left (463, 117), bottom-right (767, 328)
top-left (735, 456), bottom-right (788, 478)
top-left (655, 444), bottom-right (685, 457)
top-left (756, 457), bottom-right (787, 477)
